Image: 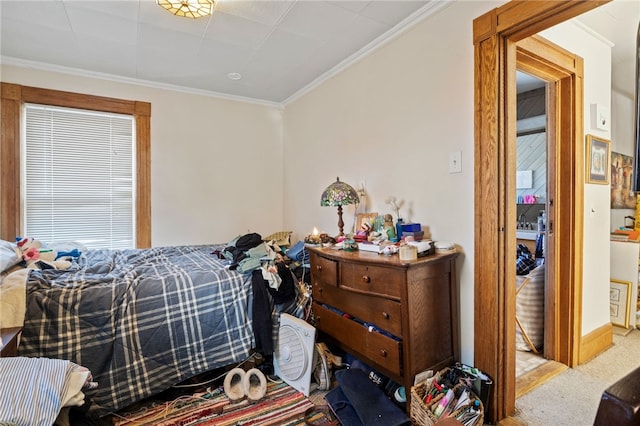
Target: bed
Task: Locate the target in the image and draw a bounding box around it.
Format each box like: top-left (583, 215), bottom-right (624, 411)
top-left (1, 241), bottom-right (308, 417)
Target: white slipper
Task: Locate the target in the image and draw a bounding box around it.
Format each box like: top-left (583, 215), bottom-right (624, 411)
top-left (314, 344), bottom-right (331, 391)
top-left (243, 368), bottom-right (267, 402)
top-left (223, 367), bottom-right (246, 401)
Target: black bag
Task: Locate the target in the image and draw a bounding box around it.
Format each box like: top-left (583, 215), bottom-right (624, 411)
top-left (325, 369), bottom-right (410, 426)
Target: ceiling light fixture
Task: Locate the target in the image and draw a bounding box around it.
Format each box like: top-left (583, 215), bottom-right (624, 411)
top-left (227, 72), bottom-right (242, 81)
top-left (156, 0), bottom-right (214, 19)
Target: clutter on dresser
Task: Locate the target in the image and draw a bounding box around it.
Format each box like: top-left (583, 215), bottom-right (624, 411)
top-left (399, 244), bottom-right (418, 260)
top-left (304, 227), bottom-right (336, 246)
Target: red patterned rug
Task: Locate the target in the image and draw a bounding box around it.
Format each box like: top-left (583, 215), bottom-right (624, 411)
top-left (111, 381), bottom-right (315, 426)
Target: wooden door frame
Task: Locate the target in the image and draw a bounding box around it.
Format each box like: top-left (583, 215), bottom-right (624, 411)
top-left (472, 1), bottom-right (608, 423)
top-left (516, 35), bottom-right (584, 366)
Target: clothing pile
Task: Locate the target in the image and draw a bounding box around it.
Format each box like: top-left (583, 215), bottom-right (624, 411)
top-left (325, 368), bottom-right (410, 426)
top-left (516, 243), bottom-right (537, 275)
top-left (221, 233), bottom-right (299, 360)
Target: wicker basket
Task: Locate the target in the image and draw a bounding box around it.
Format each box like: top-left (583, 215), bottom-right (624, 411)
top-left (410, 380), bottom-right (484, 426)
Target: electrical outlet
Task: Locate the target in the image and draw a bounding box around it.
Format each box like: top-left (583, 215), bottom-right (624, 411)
top-left (449, 151), bottom-right (462, 173)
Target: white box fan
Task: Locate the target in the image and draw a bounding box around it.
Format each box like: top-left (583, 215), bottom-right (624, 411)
top-left (274, 313), bottom-right (316, 396)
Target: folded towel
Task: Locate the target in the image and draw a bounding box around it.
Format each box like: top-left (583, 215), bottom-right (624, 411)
top-left (0, 357), bottom-right (93, 426)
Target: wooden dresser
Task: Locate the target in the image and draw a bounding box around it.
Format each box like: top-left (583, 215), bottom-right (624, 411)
top-left (308, 246), bottom-right (459, 408)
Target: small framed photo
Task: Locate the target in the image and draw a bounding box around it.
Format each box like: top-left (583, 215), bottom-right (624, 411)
top-left (356, 212), bottom-right (378, 231)
top-left (610, 279), bottom-right (631, 328)
top-left (586, 134), bottom-right (611, 185)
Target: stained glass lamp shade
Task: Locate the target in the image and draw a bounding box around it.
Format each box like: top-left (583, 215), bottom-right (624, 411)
top-left (320, 177), bottom-right (360, 236)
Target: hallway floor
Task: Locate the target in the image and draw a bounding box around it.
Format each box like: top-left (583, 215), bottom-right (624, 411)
top-left (515, 350), bottom-right (547, 378)
top-left (511, 328), bottom-right (640, 425)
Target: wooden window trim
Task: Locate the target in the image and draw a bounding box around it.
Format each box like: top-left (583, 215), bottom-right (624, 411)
top-left (0, 83), bottom-right (151, 248)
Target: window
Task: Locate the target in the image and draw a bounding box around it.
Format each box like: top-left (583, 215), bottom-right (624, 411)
top-left (23, 104), bottom-right (135, 249)
top-left (0, 83), bottom-right (151, 248)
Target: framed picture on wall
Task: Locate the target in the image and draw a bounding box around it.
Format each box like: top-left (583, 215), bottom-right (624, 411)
top-left (610, 151), bottom-right (637, 209)
top-left (610, 279), bottom-right (632, 328)
top-left (586, 134), bottom-right (611, 185)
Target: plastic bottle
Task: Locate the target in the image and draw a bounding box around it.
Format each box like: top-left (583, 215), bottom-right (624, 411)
top-left (434, 388), bottom-right (454, 418)
top-left (537, 211), bottom-right (544, 233)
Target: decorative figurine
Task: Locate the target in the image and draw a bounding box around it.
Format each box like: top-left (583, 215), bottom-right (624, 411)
top-left (383, 213), bottom-right (397, 241)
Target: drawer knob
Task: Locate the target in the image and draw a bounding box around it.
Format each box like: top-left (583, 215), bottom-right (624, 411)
top-left (380, 349), bottom-right (388, 358)
top-left (382, 312), bottom-right (389, 320)
top-left (361, 275), bottom-right (371, 283)
top-left (316, 265), bottom-right (322, 271)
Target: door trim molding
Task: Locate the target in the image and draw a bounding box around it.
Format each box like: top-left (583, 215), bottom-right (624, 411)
top-left (472, 1), bottom-right (606, 423)
top-left (517, 35), bottom-right (584, 368)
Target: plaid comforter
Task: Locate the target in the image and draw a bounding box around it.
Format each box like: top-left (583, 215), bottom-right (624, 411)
top-left (18, 245), bottom-right (254, 416)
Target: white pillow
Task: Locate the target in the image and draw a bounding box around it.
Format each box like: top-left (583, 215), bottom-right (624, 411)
top-left (0, 240), bottom-right (21, 273)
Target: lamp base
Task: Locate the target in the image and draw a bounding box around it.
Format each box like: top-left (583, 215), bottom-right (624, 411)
top-left (337, 205), bottom-right (345, 236)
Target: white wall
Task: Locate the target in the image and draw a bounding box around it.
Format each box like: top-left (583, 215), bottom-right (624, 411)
top-left (283, 2), bottom-right (617, 360)
top-left (0, 65), bottom-right (284, 246)
top-left (283, 1), bottom-right (505, 365)
top-left (540, 22), bottom-right (613, 334)
top-left (610, 89), bottom-right (636, 231)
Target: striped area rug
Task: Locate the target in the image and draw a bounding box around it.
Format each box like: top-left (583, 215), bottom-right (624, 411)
top-left (112, 381), bottom-right (315, 426)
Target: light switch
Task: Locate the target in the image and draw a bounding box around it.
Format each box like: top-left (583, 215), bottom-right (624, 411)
top-left (449, 151), bottom-right (462, 173)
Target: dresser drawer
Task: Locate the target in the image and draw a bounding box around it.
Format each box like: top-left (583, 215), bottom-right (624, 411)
top-left (314, 302), bottom-right (402, 376)
top-left (312, 283), bottom-right (402, 336)
top-left (310, 252), bottom-right (338, 287)
top-left (340, 262), bottom-right (402, 299)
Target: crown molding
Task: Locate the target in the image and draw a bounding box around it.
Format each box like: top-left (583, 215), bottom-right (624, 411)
top-left (0, 56), bottom-right (284, 110)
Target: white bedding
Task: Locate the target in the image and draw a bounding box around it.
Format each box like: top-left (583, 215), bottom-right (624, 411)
top-left (0, 268), bottom-right (28, 330)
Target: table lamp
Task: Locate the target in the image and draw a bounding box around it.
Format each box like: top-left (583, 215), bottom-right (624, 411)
top-left (320, 177), bottom-right (360, 236)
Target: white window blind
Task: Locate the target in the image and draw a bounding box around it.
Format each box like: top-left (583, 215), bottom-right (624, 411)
top-left (23, 104), bottom-right (136, 250)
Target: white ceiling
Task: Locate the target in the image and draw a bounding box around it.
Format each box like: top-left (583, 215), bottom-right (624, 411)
top-left (0, 0), bottom-right (440, 104)
top-left (1, 0), bottom-right (638, 105)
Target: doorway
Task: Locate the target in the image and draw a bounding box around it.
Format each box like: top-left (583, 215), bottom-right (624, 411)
top-left (514, 71), bottom-right (549, 382)
top-left (472, 2), bottom-right (602, 422)
top-left (515, 33), bottom-right (584, 367)
top-left (513, 66), bottom-right (572, 398)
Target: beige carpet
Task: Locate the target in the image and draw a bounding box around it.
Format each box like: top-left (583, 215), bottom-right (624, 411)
top-left (512, 328), bottom-right (640, 425)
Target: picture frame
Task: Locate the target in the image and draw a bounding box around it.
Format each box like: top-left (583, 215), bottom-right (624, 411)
top-left (355, 212), bottom-right (378, 232)
top-left (609, 279), bottom-right (632, 328)
top-left (610, 151), bottom-right (637, 209)
top-left (586, 134), bottom-right (611, 185)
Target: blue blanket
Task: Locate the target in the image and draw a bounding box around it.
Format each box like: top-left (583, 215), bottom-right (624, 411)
top-left (18, 245), bottom-right (254, 416)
